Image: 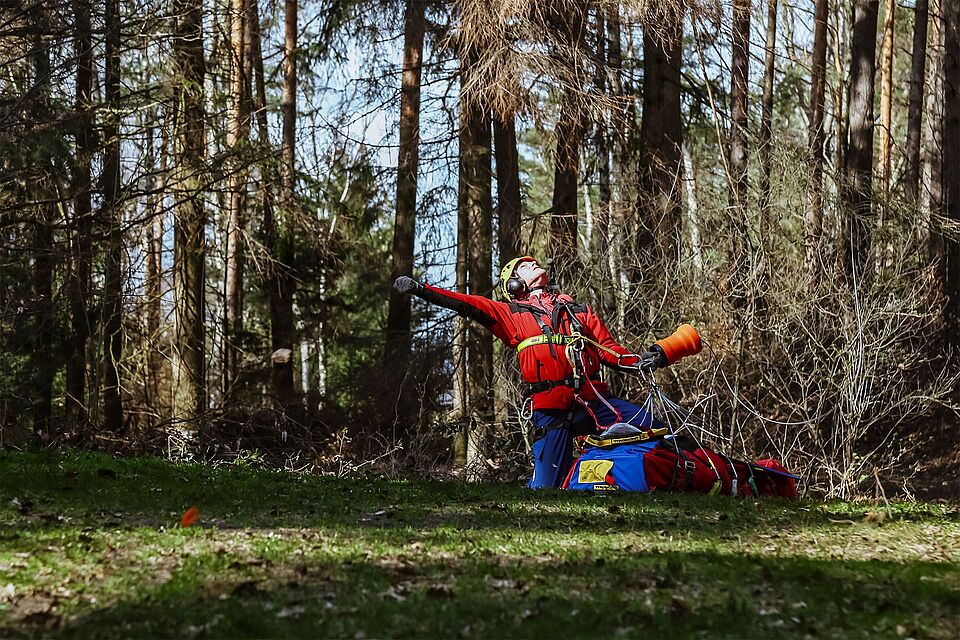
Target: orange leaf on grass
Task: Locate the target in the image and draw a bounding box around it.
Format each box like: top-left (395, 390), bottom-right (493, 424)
top-left (180, 506), bottom-right (200, 528)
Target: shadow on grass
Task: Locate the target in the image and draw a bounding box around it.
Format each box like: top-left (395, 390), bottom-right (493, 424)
top-left (3, 451), bottom-right (959, 638)
top-left (4, 450), bottom-right (954, 540)
top-left (27, 548), bottom-right (960, 639)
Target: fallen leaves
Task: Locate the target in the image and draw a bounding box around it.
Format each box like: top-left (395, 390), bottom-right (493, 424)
top-left (180, 506), bottom-right (200, 528)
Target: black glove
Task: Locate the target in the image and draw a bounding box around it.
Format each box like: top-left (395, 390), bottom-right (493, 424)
top-left (393, 276), bottom-right (423, 296)
top-left (638, 347), bottom-right (667, 371)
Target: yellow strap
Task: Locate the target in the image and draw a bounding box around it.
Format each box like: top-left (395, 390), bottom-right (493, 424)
top-left (517, 331), bottom-right (621, 354)
top-left (582, 427), bottom-right (670, 448)
top-left (516, 334), bottom-right (579, 353)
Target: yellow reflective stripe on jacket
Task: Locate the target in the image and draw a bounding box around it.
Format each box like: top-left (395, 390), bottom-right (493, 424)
top-left (516, 334), bottom-right (580, 353)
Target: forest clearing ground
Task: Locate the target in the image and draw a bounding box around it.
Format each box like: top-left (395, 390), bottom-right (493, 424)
top-left (1, 450), bottom-right (958, 638)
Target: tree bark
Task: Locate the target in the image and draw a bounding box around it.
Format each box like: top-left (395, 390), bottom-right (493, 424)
top-left (458, 50), bottom-right (494, 468)
top-left (494, 111), bottom-right (521, 264)
top-left (878, 0), bottom-right (895, 196)
top-left (451, 180), bottom-right (470, 467)
top-left (268, 0), bottom-right (298, 410)
top-left (223, 0), bottom-right (250, 402)
top-left (943, 0), bottom-right (960, 343)
top-left (636, 10), bottom-right (683, 281)
top-left (606, 5), bottom-right (629, 332)
top-left (758, 0), bottom-right (778, 214)
top-left (636, 29), bottom-right (663, 269)
top-left (832, 0), bottom-right (847, 180)
top-left (67, 0), bottom-right (94, 425)
top-left (172, 0), bottom-right (208, 432)
top-left (587, 7), bottom-right (612, 264)
top-left (659, 20), bottom-right (683, 262)
top-left (384, 0), bottom-right (425, 423)
top-left (727, 0), bottom-right (751, 304)
top-left (145, 120), bottom-right (167, 407)
top-left (806, 0), bottom-right (829, 284)
top-left (27, 3), bottom-right (55, 436)
top-left (905, 0), bottom-right (929, 204)
top-left (922, 0), bottom-right (943, 239)
top-left (681, 144), bottom-right (704, 278)
top-left (549, 2), bottom-right (587, 279)
top-left (550, 95), bottom-right (583, 274)
top-left (757, 0), bottom-right (777, 215)
top-left (843, 0), bottom-right (879, 282)
top-left (102, 0), bottom-right (124, 432)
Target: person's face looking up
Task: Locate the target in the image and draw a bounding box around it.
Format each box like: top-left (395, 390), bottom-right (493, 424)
top-left (514, 260), bottom-right (548, 291)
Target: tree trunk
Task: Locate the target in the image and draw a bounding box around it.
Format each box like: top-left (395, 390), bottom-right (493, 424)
top-left (905, 0), bottom-right (929, 204)
top-left (878, 0), bottom-right (895, 197)
top-left (681, 144), bottom-right (704, 278)
top-left (843, 0), bottom-right (879, 282)
top-left (494, 111), bottom-right (521, 264)
top-left (459, 51), bottom-right (494, 468)
top-left (922, 0), bottom-right (943, 247)
top-left (67, 0), bottom-right (94, 425)
top-left (594, 7), bottom-right (614, 315)
top-left (33, 209), bottom-right (55, 436)
top-left (727, 0), bottom-right (751, 305)
top-left (550, 95), bottom-right (582, 275)
top-left (606, 5), bottom-right (629, 332)
top-left (27, 3), bottom-right (55, 436)
top-left (758, 0), bottom-right (778, 214)
top-left (251, 0), bottom-right (269, 147)
top-left (549, 2), bottom-right (587, 280)
top-left (172, 0), bottom-right (208, 432)
top-left (492, 106), bottom-right (523, 429)
top-left (806, 0), bottom-right (829, 284)
top-left (102, 0), bottom-right (124, 432)
top-left (451, 184), bottom-right (470, 467)
top-left (636, 11), bottom-right (683, 282)
top-left (145, 120), bottom-right (167, 408)
top-left (943, 0), bottom-right (960, 343)
top-left (384, 0), bottom-right (425, 424)
top-left (832, 0), bottom-right (848, 182)
top-left (269, 0), bottom-right (298, 410)
top-left (249, 0), bottom-right (274, 230)
top-left (659, 20), bottom-right (683, 263)
top-left (595, 6), bottom-right (609, 248)
top-left (636, 29), bottom-right (663, 270)
top-left (223, 0), bottom-right (250, 402)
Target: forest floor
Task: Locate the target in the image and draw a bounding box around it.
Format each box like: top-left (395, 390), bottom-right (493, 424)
top-left (0, 450), bottom-right (958, 639)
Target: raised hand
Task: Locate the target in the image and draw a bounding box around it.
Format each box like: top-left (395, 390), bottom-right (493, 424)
top-left (393, 275), bottom-right (423, 295)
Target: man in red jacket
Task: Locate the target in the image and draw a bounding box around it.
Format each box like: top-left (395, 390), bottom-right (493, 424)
top-left (394, 256), bottom-right (667, 488)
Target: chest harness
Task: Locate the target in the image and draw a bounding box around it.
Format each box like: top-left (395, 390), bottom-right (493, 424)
top-left (509, 297), bottom-right (627, 429)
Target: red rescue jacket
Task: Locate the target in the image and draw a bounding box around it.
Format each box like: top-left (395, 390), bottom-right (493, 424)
top-left (419, 284), bottom-right (639, 411)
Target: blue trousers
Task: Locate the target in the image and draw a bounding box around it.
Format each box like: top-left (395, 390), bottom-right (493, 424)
top-left (528, 394), bottom-right (660, 489)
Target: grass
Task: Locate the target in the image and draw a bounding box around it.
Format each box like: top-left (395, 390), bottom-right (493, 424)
top-left (1, 450), bottom-right (958, 639)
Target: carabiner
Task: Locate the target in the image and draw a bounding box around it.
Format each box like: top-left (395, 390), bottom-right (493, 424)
top-left (520, 396), bottom-right (534, 422)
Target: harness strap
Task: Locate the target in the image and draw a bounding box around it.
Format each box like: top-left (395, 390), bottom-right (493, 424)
top-left (510, 301), bottom-right (558, 358)
top-left (678, 451), bottom-right (697, 491)
top-left (719, 452), bottom-right (740, 496)
top-left (524, 377), bottom-right (602, 397)
top-left (517, 334), bottom-right (580, 353)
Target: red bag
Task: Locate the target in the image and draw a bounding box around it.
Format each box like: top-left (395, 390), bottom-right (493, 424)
top-left (643, 437), bottom-right (798, 498)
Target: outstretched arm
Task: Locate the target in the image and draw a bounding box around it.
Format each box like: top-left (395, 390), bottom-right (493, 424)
top-left (394, 276), bottom-right (514, 339)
